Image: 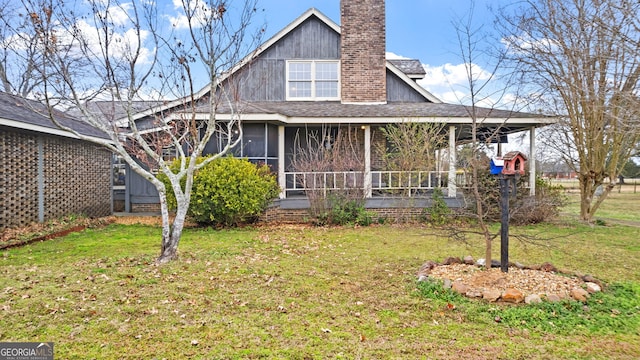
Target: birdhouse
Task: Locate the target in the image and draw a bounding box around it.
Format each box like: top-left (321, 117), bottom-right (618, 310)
top-left (501, 151), bottom-right (527, 176)
top-left (490, 157), bottom-right (504, 175)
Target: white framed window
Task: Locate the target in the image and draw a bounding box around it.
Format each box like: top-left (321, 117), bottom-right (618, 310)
top-left (286, 60), bottom-right (340, 101)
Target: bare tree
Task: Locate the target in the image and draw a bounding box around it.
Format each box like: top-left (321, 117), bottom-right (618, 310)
top-left (450, 3), bottom-right (514, 268)
top-left (14, 0), bottom-right (263, 263)
top-left (289, 126), bottom-right (365, 217)
top-left (377, 122), bottom-right (446, 172)
top-left (0, 0), bottom-right (49, 96)
top-left (497, 0), bottom-right (640, 222)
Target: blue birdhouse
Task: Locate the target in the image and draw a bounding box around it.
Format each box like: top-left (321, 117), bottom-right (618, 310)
top-left (490, 157), bottom-right (504, 175)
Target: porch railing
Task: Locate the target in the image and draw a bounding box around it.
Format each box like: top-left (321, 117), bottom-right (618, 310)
top-left (284, 171), bottom-right (466, 197)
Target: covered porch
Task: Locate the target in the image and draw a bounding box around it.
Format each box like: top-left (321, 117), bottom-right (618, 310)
top-left (275, 124), bottom-right (540, 201)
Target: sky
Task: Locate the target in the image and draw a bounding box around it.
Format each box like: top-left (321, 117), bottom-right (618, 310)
top-left (254, 0), bottom-right (503, 104)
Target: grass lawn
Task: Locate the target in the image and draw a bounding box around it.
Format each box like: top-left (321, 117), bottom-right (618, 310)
top-left (1, 203), bottom-right (639, 358)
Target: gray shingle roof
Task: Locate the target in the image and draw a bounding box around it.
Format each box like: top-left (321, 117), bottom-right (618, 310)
top-left (195, 100), bottom-right (544, 121)
top-left (82, 100), bottom-right (166, 122)
top-left (388, 59), bottom-right (426, 78)
top-left (0, 92), bottom-right (109, 139)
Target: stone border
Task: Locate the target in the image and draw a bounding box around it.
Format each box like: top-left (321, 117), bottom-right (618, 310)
top-left (417, 256), bottom-right (604, 304)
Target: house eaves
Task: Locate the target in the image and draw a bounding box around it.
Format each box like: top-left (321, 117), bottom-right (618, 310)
top-left (179, 101), bottom-right (556, 128)
top-left (0, 92), bottom-right (111, 144)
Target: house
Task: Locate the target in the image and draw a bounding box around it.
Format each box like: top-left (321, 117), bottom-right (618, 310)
top-left (114, 1), bottom-right (554, 221)
top-left (0, 92), bottom-right (112, 230)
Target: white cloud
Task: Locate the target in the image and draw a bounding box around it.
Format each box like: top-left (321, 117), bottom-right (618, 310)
top-left (418, 62), bottom-right (514, 107)
top-left (167, 0), bottom-right (222, 30)
top-left (420, 63), bottom-right (491, 87)
top-left (385, 51), bottom-right (410, 60)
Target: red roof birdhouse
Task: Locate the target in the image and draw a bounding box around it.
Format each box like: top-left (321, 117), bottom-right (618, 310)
top-left (501, 151), bottom-right (527, 176)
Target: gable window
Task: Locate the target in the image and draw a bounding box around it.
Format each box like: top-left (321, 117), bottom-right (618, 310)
top-left (286, 60), bottom-right (339, 100)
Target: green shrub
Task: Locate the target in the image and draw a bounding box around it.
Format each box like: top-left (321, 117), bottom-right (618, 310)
top-left (160, 156), bottom-right (280, 227)
top-left (315, 194), bottom-right (374, 226)
top-left (425, 187), bottom-right (451, 225)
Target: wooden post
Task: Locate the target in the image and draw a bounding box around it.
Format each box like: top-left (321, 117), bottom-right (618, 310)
top-left (500, 175), bottom-right (510, 273)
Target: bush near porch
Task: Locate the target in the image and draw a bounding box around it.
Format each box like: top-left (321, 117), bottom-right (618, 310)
top-left (160, 156), bottom-right (280, 227)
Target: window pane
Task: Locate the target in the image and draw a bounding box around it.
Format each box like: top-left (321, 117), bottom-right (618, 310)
top-left (267, 124), bottom-right (278, 157)
top-left (289, 81), bottom-right (311, 97)
top-left (289, 62), bottom-right (311, 80)
top-left (316, 81), bottom-right (338, 98)
top-left (316, 62), bottom-right (338, 80)
top-left (243, 123), bottom-right (266, 157)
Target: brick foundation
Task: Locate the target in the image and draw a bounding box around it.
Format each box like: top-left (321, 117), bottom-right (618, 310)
top-left (131, 203), bottom-right (162, 213)
top-left (261, 206), bottom-right (426, 224)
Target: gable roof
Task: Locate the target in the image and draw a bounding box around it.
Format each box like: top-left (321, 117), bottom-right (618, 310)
top-left (0, 92), bottom-right (109, 141)
top-left (125, 8), bottom-right (443, 122)
top-left (388, 59), bottom-right (426, 79)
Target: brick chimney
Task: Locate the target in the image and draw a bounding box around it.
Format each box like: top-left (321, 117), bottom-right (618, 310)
top-left (340, 0), bottom-right (387, 104)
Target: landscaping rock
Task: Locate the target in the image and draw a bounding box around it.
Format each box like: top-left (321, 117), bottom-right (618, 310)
top-left (525, 294), bottom-right (542, 304)
top-left (514, 262), bottom-right (525, 269)
top-left (545, 294), bottom-right (561, 303)
top-left (442, 278), bottom-right (452, 289)
top-left (585, 282), bottom-right (601, 294)
top-left (540, 262), bottom-right (558, 273)
top-left (463, 255), bottom-right (475, 265)
top-left (582, 275), bottom-right (603, 288)
top-left (570, 288), bottom-right (590, 302)
top-left (490, 260), bottom-right (501, 268)
top-left (451, 281), bottom-right (467, 295)
top-left (417, 261), bottom-right (438, 276)
top-left (482, 289), bottom-right (502, 302)
top-left (476, 258), bottom-right (486, 267)
top-left (502, 288), bottom-right (524, 303)
top-left (442, 257), bottom-right (462, 265)
top-left (466, 290), bottom-right (482, 298)
top-left (417, 274), bottom-right (428, 282)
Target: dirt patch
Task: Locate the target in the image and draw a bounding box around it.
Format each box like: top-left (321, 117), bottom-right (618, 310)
top-left (1, 216), bottom-right (115, 249)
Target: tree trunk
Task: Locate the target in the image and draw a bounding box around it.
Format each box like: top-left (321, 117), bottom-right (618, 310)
top-left (578, 175), bottom-right (595, 222)
top-left (156, 192), bottom-right (189, 264)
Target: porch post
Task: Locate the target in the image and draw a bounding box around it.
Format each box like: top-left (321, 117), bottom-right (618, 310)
top-left (448, 125), bottom-right (457, 197)
top-left (364, 125), bottom-right (372, 198)
top-left (278, 125), bottom-right (286, 199)
top-left (529, 126), bottom-right (536, 196)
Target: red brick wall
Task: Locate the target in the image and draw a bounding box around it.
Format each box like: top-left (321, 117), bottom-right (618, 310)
top-left (0, 130), bottom-right (39, 228)
top-left (0, 127), bottom-right (112, 230)
top-left (340, 0), bottom-right (387, 104)
top-left (131, 203), bottom-right (161, 213)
